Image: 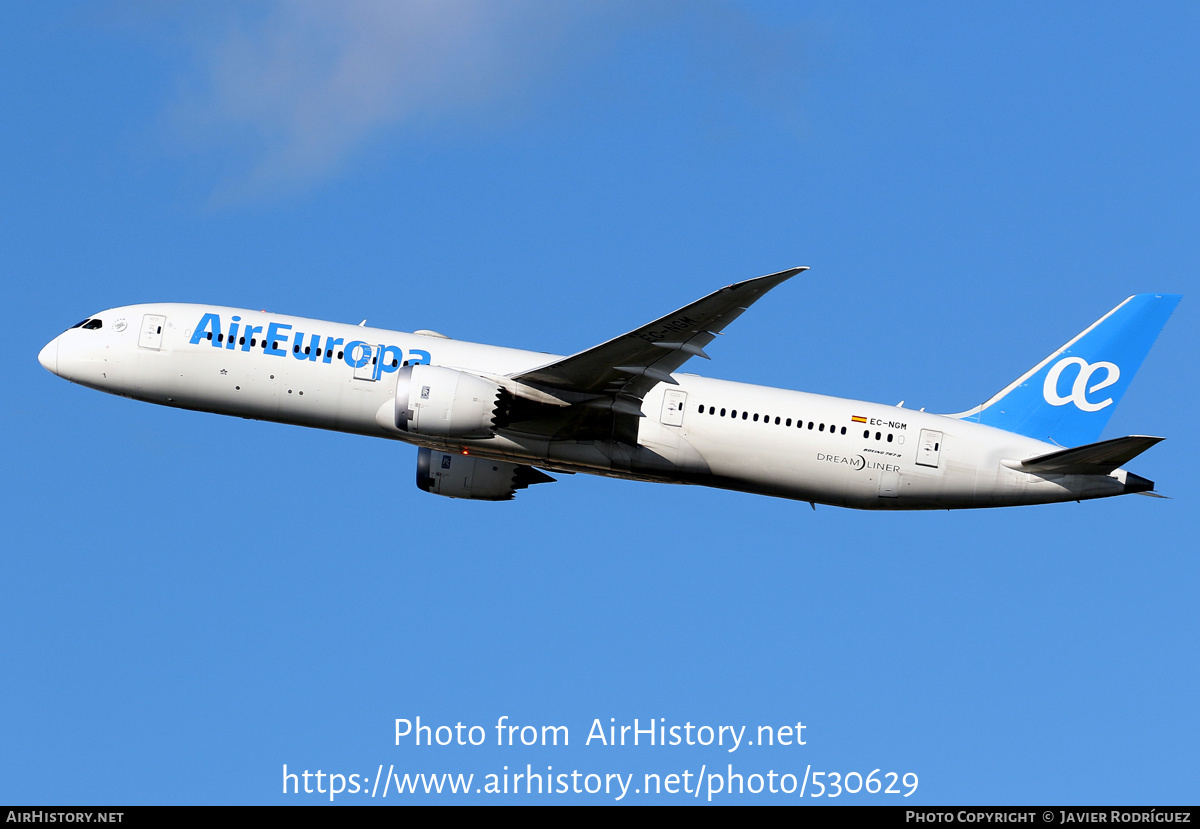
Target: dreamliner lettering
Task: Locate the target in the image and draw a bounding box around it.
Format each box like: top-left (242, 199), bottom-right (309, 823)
top-left (815, 453), bottom-right (901, 473)
top-left (188, 312), bottom-right (431, 380)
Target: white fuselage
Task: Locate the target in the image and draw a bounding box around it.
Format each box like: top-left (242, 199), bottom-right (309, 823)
top-left (40, 303), bottom-right (1132, 509)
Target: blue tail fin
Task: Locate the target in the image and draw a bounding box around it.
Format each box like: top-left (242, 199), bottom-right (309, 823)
top-left (952, 294), bottom-right (1181, 447)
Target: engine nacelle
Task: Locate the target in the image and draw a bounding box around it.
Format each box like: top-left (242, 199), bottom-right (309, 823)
top-left (416, 448), bottom-right (555, 500)
top-left (394, 364), bottom-right (501, 438)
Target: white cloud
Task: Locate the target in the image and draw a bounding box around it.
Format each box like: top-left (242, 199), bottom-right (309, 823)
top-left (176, 1), bottom-right (605, 196)
top-left (171, 1), bottom-right (810, 199)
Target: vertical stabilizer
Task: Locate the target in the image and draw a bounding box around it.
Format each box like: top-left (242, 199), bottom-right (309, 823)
top-left (952, 293), bottom-right (1181, 447)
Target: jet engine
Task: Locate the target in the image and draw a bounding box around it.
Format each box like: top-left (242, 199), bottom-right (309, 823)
top-left (416, 448), bottom-right (555, 500)
top-left (393, 364), bottom-right (501, 438)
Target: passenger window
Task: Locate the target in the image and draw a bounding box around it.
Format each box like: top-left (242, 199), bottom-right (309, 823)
top-left (742, 411), bottom-right (748, 420)
top-left (840, 427), bottom-right (846, 435)
top-left (887, 434), bottom-right (893, 443)
top-left (753, 413), bottom-right (759, 422)
top-left (720, 408), bottom-right (726, 416)
top-left (786, 418), bottom-right (792, 426)
top-left (863, 430), bottom-right (870, 438)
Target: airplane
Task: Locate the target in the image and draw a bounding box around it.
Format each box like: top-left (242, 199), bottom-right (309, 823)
top-left (37, 268), bottom-right (1181, 509)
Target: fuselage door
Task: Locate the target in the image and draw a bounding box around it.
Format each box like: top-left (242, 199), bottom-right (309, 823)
top-left (138, 314), bottom-right (166, 350)
top-left (351, 343), bottom-right (379, 381)
top-left (916, 429), bottom-right (943, 468)
top-left (660, 389), bottom-right (687, 427)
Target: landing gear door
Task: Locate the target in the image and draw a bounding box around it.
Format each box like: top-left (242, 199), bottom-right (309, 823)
top-left (879, 469), bottom-right (901, 498)
top-left (660, 390), bottom-right (687, 427)
top-left (138, 314), bottom-right (166, 350)
top-left (916, 429), bottom-right (943, 468)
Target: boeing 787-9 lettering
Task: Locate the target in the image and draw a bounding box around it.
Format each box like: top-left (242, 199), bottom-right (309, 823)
top-left (38, 268), bottom-right (1180, 508)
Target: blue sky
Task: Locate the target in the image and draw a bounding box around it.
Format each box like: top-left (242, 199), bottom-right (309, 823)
top-left (3, 1), bottom-right (1197, 805)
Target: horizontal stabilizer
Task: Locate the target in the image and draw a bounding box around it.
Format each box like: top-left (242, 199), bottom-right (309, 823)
top-left (1004, 435), bottom-right (1164, 475)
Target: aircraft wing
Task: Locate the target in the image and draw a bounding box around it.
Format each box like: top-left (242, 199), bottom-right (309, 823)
top-left (511, 267), bottom-right (806, 410)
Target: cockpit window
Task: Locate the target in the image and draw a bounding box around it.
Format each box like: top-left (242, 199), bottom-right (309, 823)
top-left (81, 319), bottom-right (103, 330)
top-left (69, 319), bottom-right (91, 329)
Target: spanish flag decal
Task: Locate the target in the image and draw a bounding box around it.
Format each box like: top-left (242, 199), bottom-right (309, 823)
top-left (851, 415), bottom-right (867, 423)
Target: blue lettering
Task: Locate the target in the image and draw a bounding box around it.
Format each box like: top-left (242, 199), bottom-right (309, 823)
top-left (190, 313), bottom-right (222, 346)
top-left (226, 316), bottom-right (241, 350)
top-left (241, 325), bottom-right (263, 352)
top-left (265, 322), bottom-right (292, 357)
top-left (292, 332), bottom-right (321, 361)
top-left (191, 313), bottom-right (430, 372)
top-left (344, 340), bottom-right (371, 369)
top-left (322, 336), bottom-right (344, 364)
top-left (375, 345), bottom-right (404, 379)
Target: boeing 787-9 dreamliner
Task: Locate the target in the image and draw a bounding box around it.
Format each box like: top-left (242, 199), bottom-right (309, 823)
top-left (38, 268), bottom-right (1180, 508)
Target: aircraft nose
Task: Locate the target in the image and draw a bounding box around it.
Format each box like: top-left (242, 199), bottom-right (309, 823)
top-left (38, 337), bottom-right (58, 375)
